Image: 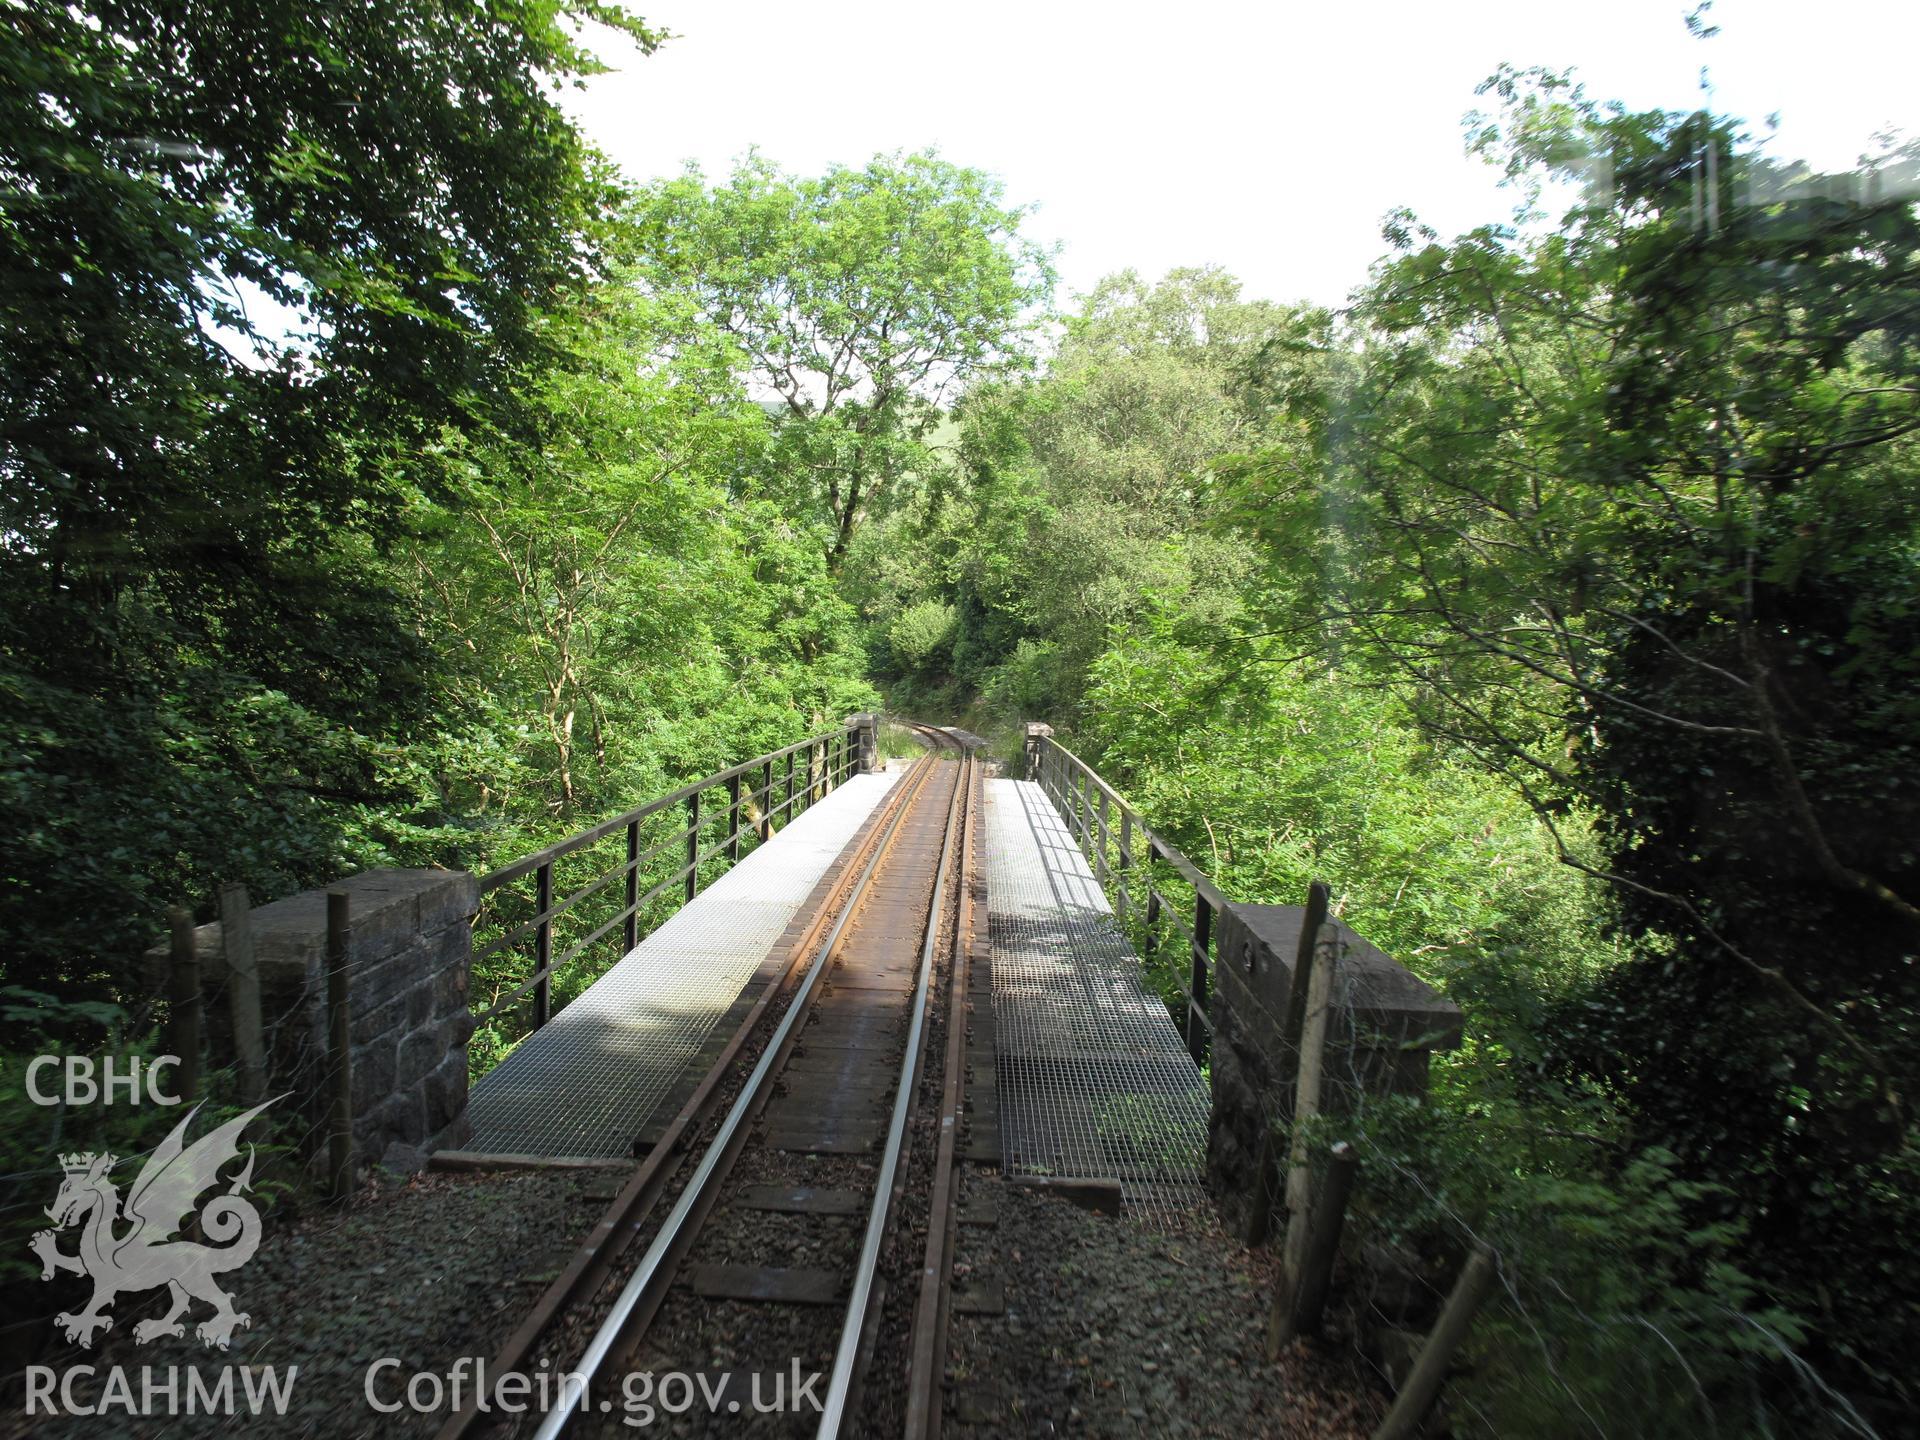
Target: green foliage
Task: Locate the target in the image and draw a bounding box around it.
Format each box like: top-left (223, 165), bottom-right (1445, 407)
top-left (1351, 1098), bottom-right (1824, 1438)
top-left (6, 18), bottom-right (1914, 1430)
top-left (842, 269), bottom-right (1313, 715)
top-left (850, 107), bottom-right (1915, 1422)
top-left (1079, 608), bottom-right (1619, 1045)
top-left (0, 0), bottom-right (658, 998)
top-left (628, 150), bottom-right (1054, 570)
top-left (887, 601), bottom-right (959, 675)
top-left (1204, 76), bottom-right (1920, 1419)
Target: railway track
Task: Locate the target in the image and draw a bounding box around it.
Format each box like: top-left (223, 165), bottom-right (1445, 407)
top-left (440, 722), bottom-right (982, 1439)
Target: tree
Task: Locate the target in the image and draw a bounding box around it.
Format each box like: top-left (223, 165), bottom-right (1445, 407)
top-left (844, 269), bottom-right (1310, 716)
top-left (410, 276), bottom-right (872, 828)
top-left (0, 0), bottom-right (659, 991)
top-left (630, 150), bottom-right (1054, 570)
top-left (1218, 70), bottom-right (1920, 1418)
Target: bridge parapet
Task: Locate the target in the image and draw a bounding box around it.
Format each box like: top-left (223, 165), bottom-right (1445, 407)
top-left (1209, 904), bottom-right (1462, 1234)
top-left (145, 869), bottom-right (477, 1175)
top-left (846, 712), bottom-right (881, 774)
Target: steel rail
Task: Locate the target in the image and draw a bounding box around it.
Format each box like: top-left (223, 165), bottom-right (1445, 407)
top-left (434, 741), bottom-right (937, 1440)
top-left (530, 738), bottom-right (953, 1440)
top-left (902, 752), bottom-right (980, 1440)
top-left (816, 734), bottom-right (972, 1436)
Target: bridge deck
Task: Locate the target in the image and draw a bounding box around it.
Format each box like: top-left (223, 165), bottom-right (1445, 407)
top-left (461, 763), bottom-right (1210, 1222)
top-left (466, 768), bottom-right (902, 1158)
top-left (985, 778), bottom-right (1210, 1226)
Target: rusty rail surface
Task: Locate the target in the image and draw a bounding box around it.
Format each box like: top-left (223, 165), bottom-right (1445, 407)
top-left (434, 723), bottom-right (934, 1440)
top-left (439, 721), bottom-right (976, 1440)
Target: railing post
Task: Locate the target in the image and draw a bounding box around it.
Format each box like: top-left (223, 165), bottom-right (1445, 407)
top-left (534, 860), bottom-right (553, 1029)
top-left (785, 749), bottom-right (796, 825)
top-left (686, 790), bottom-right (701, 903)
top-left (727, 773), bottom-right (742, 862)
top-left (624, 818), bottom-right (640, 953)
top-left (1117, 810), bottom-right (1133, 923)
top-left (1095, 788), bottom-right (1110, 887)
top-left (760, 760), bottom-right (775, 841)
top-left (1188, 894), bottom-right (1211, 1063)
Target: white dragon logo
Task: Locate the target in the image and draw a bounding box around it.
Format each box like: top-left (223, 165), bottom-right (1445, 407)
top-left (30, 1098), bottom-right (280, 1350)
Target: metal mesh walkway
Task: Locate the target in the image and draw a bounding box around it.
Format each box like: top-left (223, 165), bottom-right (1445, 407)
top-left (467, 770), bottom-right (901, 1157)
top-left (986, 778), bottom-right (1210, 1226)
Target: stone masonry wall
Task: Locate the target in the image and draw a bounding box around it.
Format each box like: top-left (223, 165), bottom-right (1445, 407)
top-left (144, 868), bottom-right (477, 1176)
top-left (1207, 902), bottom-right (1463, 1236)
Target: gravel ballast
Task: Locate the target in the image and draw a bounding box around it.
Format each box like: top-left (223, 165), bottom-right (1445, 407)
top-left (8, 1166), bottom-right (611, 1440)
top-left (944, 1185), bottom-right (1386, 1439)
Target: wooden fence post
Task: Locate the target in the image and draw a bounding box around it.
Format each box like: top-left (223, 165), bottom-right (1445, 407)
top-left (165, 906), bottom-right (202, 1105)
top-left (1278, 921), bottom-right (1338, 1310)
top-left (1282, 880), bottom-right (1332, 1060)
top-left (1269, 1140), bottom-right (1359, 1353)
top-left (1372, 1244), bottom-right (1498, 1440)
top-left (326, 890), bottom-right (353, 1202)
top-left (1248, 879), bottom-right (1332, 1246)
top-left (217, 884), bottom-right (265, 1109)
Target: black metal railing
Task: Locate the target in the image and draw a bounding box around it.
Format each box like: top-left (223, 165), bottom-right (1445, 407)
top-left (471, 720), bottom-right (867, 1037)
top-left (1028, 732), bottom-right (1227, 1064)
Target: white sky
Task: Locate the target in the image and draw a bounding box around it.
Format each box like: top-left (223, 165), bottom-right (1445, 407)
top-left (565, 0), bottom-right (1920, 310)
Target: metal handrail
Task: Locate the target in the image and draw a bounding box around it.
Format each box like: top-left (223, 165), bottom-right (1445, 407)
top-left (1029, 733), bottom-right (1223, 1062)
top-left (479, 728), bottom-right (850, 889)
top-left (472, 720), bottom-right (865, 1033)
